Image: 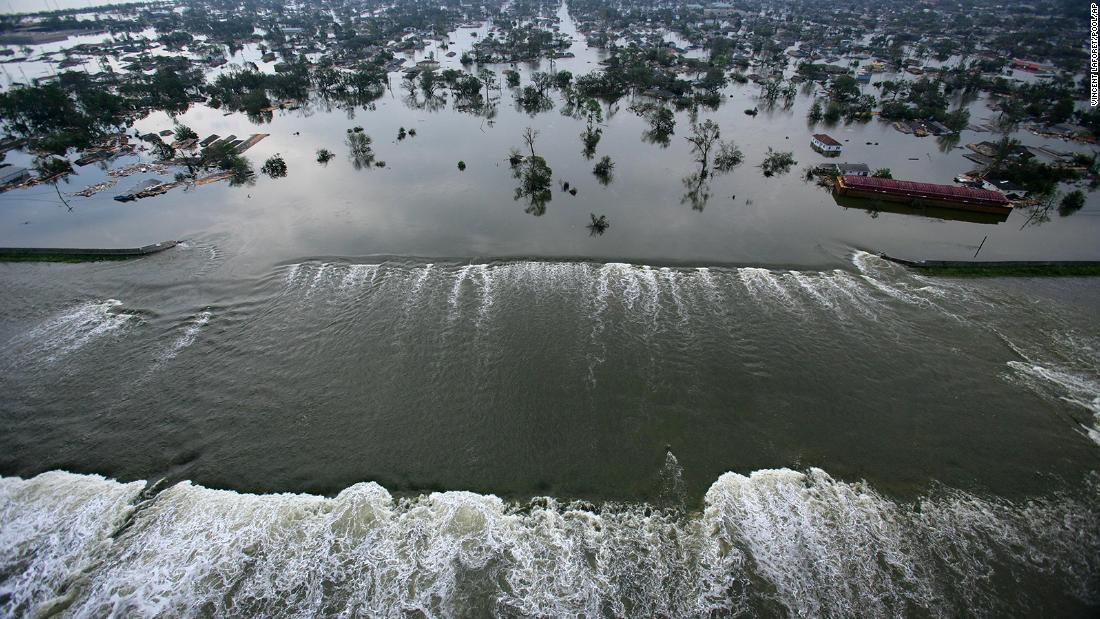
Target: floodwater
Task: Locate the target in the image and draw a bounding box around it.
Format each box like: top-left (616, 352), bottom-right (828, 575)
top-left (1, 5), bottom-right (1099, 618)
top-left (1, 5), bottom-right (1097, 268)
top-left (0, 0), bottom-right (149, 15)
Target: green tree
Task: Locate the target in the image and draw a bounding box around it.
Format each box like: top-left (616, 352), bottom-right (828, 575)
top-left (593, 155), bottom-right (614, 184)
top-left (685, 119), bottom-right (721, 177)
top-left (261, 154), bottom-right (288, 178)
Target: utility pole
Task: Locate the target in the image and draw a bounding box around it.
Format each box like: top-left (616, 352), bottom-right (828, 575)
top-left (973, 235), bottom-right (987, 258)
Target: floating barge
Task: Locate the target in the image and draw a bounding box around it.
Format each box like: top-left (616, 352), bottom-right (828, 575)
top-left (834, 175), bottom-right (1011, 216)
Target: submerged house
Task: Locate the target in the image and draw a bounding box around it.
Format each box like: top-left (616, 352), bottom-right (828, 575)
top-left (0, 166), bottom-right (29, 185)
top-left (816, 163), bottom-right (870, 176)
top-left (981, 176), bottom-right (1029, 200)
top-left (811, 133), bottom-right (842, 155)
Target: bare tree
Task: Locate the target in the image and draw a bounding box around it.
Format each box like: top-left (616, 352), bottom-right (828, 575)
top-left (522, 127), bottom-right (539, 158)
top-left (685, 119), bottom-right (720, 178)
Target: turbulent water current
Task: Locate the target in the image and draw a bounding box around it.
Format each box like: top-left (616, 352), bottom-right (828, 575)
top-left (1, 250), bottom-right (1098, 617)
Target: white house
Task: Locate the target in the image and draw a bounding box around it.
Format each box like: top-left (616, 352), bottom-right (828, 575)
top-left (811, 133), bottom-right (842, 155)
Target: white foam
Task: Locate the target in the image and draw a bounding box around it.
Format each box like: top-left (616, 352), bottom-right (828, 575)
top-left (162, 311), bottom-right (212, 360)
top-left (0, 469), bottom-right (1094, 617)
top-left (410, 263), bottom-right (434, 295)
top-left (20, 300), bottom-right (137, 361)
top-left (660, 267), bottom-right (688, 325)
top-left (284, 263), bottom-right (302, 286)
top-left (693, 267), bottom-right (723, 305)
top-left (476, 264), bottom-right (494, 328)
top-left (790, 270), bottom-right (840, 313)
top-left (305, 264), bottom-right (331, 297)
top-left (825, 270), bottom-right (883, 320)
top-left (340, 264), bottom-right (380, 291)
top-left (1008, 361), bottom-right (1100, 446)
top-left (738, 267), bottom-right (800, 310)
top-left (0, 471), bottom-right (145, 618)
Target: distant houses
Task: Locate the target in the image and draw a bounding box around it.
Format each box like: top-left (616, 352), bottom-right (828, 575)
top-left (1010, 58), bottom-right (1049, 72)
top-left (811, 133), bottom-right (842, 155)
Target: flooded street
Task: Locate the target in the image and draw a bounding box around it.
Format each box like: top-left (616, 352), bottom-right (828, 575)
top-left (1, 6), bottom-right (1098, 267)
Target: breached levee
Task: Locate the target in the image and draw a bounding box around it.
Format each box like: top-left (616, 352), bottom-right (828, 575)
top-left (1, 469), bottom-right (1097, 617)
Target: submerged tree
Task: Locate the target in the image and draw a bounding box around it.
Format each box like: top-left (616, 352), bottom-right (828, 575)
top-left (316, 148), bottom-right (334, 164)
top-left (261, 154), bottom-right (288, 178)
top-left (593, 156), bottom-right (614, 185)
top-left (346, 128), bottom-right (375, 170)
top-left (521, 127), bottom-right (539, 158)
top-left (587, 213), bottom-right (610, 236)
top-left (761, 149), bottom-right (797, 177)
top-left (685, 119), bottom-right (721, 178)
top-left (808, 99), bottom-right (823, 123)
top-left (512, 127), bottom-right (553, 215)
top-left (713, 141), bottom-right (744, 173)
top-left (650, 106), bottom-right (675, 139)
top-left (632, 102), bottom-right (675, 147)
top-left (579, 99), bottom-right (603, 159)
top-left (173, 123), bottom-right (198, 142)
top-left (677, 120), bottom-right (743, 210)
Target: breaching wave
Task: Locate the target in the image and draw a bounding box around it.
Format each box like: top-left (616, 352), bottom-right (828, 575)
top-left (276, 252), bottom-right (958, 329)
top-left (1, 469), bottom-right (1096, 618)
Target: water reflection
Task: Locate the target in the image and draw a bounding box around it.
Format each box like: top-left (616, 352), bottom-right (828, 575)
top-left (680, 171), bottom-right (711, 212)
top-left (631, 101), bottom-right (675, 148)
top-left (936, 133), bottom-right (961, 153)
top-left (345, 128), bottom-right (376, 170)
top-left (832, 194), bottom-right (1009, 225)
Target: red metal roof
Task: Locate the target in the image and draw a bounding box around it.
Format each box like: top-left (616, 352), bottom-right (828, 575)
top-left (1011, 58), bottom-right (1044, 71)
top-left (840, 175), bottom-right (1009, 205)
top-left (812, 133), bottom-right (841, 146)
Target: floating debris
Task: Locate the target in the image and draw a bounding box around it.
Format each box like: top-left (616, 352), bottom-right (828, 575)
top-left (194, 171), bottom-right (235, 186)
top-left (108, 163), bottom-right (171, 178)
top-left (113, 179), bottom-right (178, 202)
top-left (71, 179), bottom-right (117, 198)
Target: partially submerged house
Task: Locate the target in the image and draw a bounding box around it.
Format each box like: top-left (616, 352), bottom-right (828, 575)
top-left (816, 163), bottom-right (870, 176)
top-left (811, 133), bottom-right (842, 155)
top-left (0, 166), bottom-right (30, 185)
